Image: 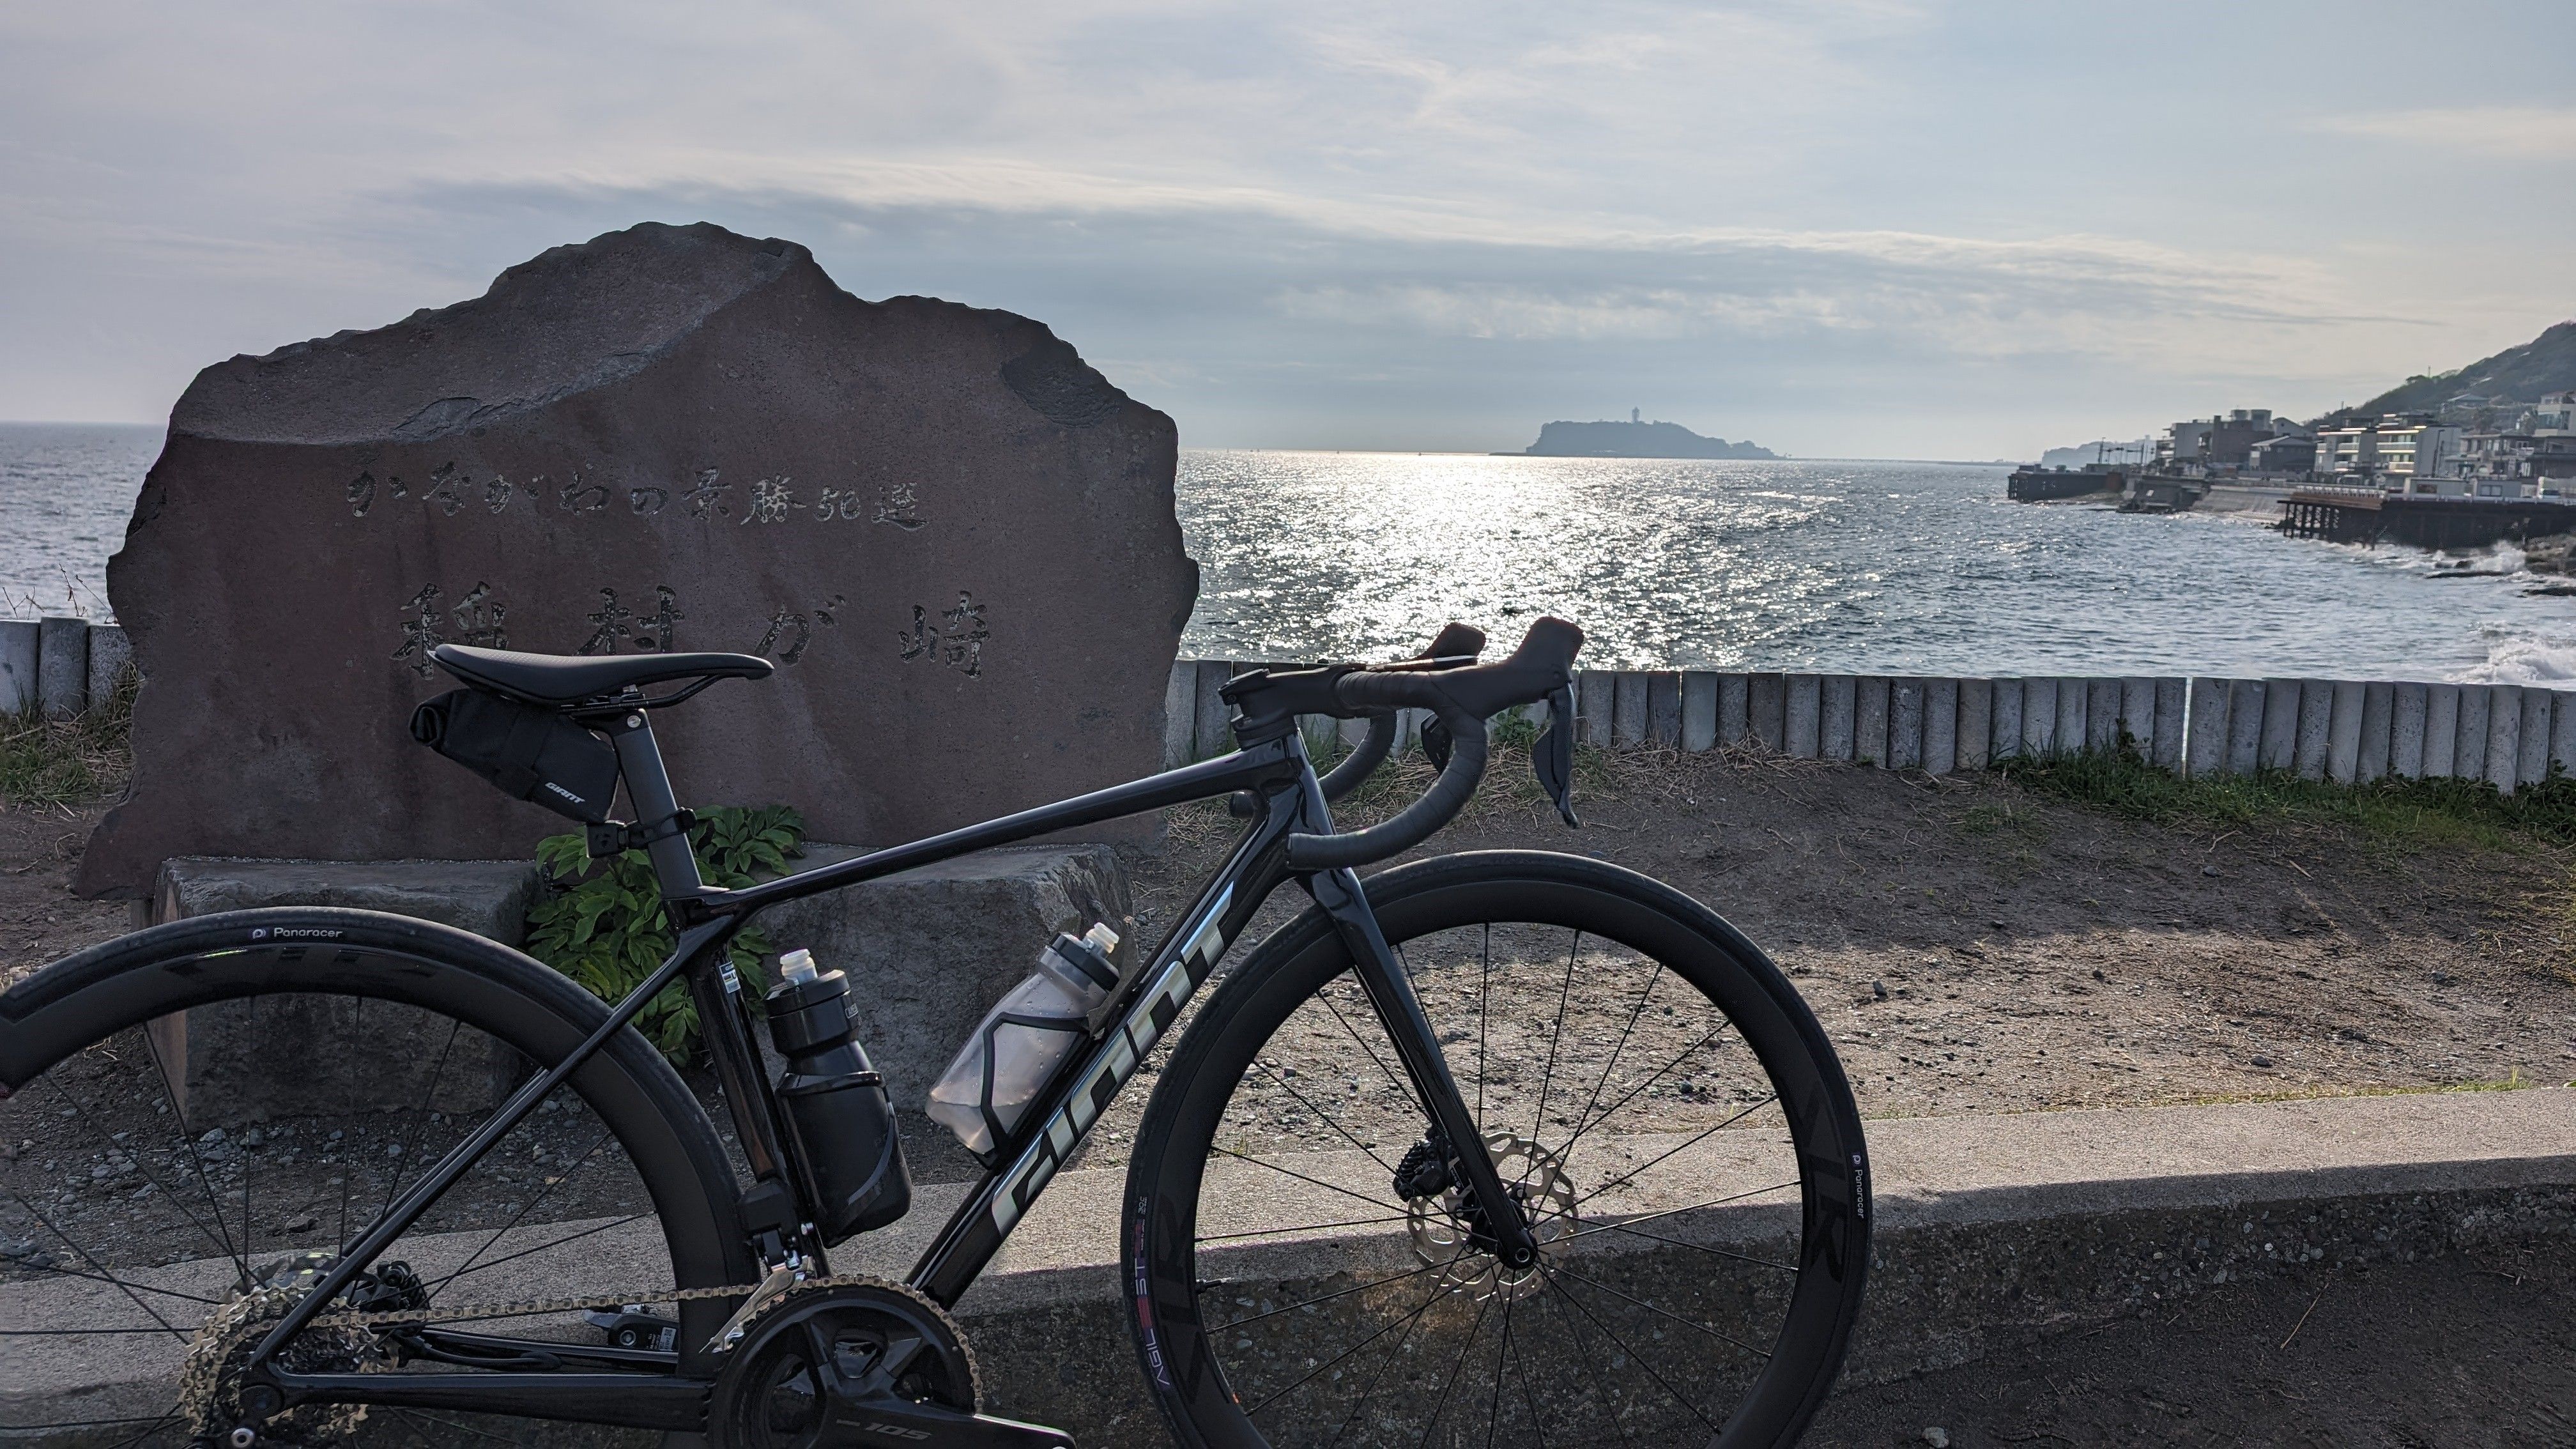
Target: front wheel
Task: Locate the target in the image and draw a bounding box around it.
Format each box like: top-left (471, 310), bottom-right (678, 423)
top-left (1123, 851), bottom-right (1868, 1448)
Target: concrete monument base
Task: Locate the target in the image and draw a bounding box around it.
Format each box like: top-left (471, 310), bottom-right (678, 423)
top-left (144, 845), bottom-right (1130, 1124)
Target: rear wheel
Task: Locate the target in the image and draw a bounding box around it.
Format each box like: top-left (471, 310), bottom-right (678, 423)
top-left (1123, 852), bottom-right (1867, 1448)
top-left (0, 908), bottom-right (751, 1446)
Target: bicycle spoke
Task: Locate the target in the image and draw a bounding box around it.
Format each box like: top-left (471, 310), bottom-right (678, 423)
top-left (1541, 1264), bottom-right (1719, 1433)
top-left (40, 1072), bottom-right (238, 1274)
top-left (1311, 985), bottom-right (1414, 1117)
top-left (1200, 1209), bottom-right (1414, 1245)
top-left (1547, 1259), bottom-right (1773, 1360)
top-left (1245, 1276), bottom-right (1445, 1418)
top-left (1483, 1292), bottom-right (1513, 1447)
top-left (1568, 959), bottom-right (1667, 1144)
top-left (139, 1027), bottom-right (249, 1284)
top-left (1557, 1022), bottom-right (1735, 1160)
top-left (1321, 1277), bottom-right (1442, 1449)
top-left (1207, 1257), bottom-right (1451, 1331)
top-left (1505, 1295), bottom-right (1552, 1445)
top-left (1209, 1145), bottom-right (1404, 1215)
top-left (7, 1187), bottom-right (192, 1338)
top-left (1248, 1060), bottom-right (1397, 1173)
top-left (376, 1015), bottom-right (468, 1222)
top-left (390, 1408), bottom-right (527, 1447)
top-left (1528, 930), bottom-right (1583, 1138)
top-left (1413, 1284), bottom-right (1496, 1448)
top-left (0, 1249), bottom-right (223, 1306)
top-left (1566, 1179), bottom-right (1805, 1242)
top-left (1582, 1216), bottom-right (1798, 1273)
top-left (1532, 1274), bottom-right (1643, 1447)
top-left (103, 1411), bottom-right (184, 1449)
top-left (432, 1209), bottom-right (648, 1292)
top-left (1474, 922), bottom-right (1492, 1121)
top-left (1577, 1096), bottom-right (1781, 1205)
top-left (427, 1122), bottom-right (613, 1298)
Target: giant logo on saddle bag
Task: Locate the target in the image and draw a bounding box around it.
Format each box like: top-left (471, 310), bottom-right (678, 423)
top-left (408, 689), bottom-right (620, 824)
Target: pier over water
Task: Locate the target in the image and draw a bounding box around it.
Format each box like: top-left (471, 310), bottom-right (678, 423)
top-left (2280, 488), bottom-right (2576, 550)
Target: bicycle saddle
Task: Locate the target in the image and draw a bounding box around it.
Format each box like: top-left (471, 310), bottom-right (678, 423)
top-left (431, 643), bottom-right (774, 707)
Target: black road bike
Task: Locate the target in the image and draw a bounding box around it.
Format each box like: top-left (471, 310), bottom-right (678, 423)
top-left (0, 617), bottom-right (1869, 1448)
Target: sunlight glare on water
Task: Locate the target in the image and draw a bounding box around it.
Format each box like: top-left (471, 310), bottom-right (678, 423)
top-left (1176, 450), bottom-right (2576, 682)
top-left (6, 429), bottom-right (2573, 684)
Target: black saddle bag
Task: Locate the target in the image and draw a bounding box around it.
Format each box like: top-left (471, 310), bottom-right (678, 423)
top-left (410, 689), bottom-right (620, 825)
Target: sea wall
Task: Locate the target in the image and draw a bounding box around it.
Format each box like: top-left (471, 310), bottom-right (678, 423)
top-left (1167, 659), bottom-right (2576, 796)
top-left (19, 620), bottom-right (2572, 798)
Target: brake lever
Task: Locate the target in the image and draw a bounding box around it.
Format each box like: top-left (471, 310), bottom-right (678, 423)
top-left (1533, 684), bottom-right (1579, 827)
top-left (1421, 715), bottom-right (1452, 772)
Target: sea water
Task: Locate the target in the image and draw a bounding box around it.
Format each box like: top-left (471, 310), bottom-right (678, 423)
top-left (6, 426), bottom-right (2570, 682)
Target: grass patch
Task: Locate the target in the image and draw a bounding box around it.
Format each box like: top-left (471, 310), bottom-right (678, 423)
top-left (2147, 1068), bottom-right (2563, 1109)
top-left (1996, 746), bottom-right (2576, 853)
top-left (0, 680), bottom-right (134, 809)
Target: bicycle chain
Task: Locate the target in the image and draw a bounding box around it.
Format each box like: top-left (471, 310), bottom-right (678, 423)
top-left (179, 1270), bottom-right (967, 1442)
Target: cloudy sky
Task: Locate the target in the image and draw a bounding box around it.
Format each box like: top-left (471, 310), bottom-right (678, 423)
top-left (4, 1), bottom-right (2570, 457)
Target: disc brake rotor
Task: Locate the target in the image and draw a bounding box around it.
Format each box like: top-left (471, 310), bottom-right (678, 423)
top-left (1404, 1131), bottom-right (1578, 1301)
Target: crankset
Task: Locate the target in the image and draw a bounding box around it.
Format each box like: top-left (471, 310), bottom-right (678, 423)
top-left (710, 1280), bottom-right (1074, 1448)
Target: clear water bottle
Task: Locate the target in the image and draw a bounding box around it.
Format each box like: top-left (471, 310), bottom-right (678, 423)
top-left (926, 923), bottom-right (1122, 1156)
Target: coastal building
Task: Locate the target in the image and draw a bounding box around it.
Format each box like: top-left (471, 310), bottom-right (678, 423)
top-left (2448, 392), bottom-right (2576, 497)
top-left (2247, 433), bottom-right (2316, 475)
top-left (2377, 422), bottom-right (2463, 494)
top-left (2313, 424), bottom-right (2378, 481)
top-left (2154, 408), bottom-right (2306, 476)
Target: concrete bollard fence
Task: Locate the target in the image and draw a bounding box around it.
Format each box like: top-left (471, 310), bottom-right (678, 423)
top-left (1163, 657), bottom-right (2576, 796)
top-left (0, 618), bottom-right (131, 721)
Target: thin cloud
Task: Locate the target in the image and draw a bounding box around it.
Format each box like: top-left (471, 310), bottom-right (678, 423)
top-left (2312, 105), bottom-right (2576, 159)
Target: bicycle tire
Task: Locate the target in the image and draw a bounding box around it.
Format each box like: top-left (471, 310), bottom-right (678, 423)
top-left (0, 907), bottom-right (754, 1443)
top-left (1123, 851), bottom-right (1868, 1448)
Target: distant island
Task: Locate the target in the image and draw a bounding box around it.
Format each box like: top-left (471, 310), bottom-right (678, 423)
top-left (1515, 412), bottom-right (1779, 459)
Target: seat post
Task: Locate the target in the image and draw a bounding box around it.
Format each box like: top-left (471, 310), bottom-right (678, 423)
top-left (601, 707), bottom-right (705, 898)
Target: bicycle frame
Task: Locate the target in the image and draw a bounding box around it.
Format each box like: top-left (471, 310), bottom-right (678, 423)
top-left (251, 707), bottom-right (1525, 1432)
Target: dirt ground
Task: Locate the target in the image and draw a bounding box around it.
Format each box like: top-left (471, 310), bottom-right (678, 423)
top-left (0, 804), bottom-right (130, 981)
top-left (1114, 744), bottom-right (2576, 1134)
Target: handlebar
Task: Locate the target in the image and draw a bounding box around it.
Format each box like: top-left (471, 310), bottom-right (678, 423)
top-left (1278, 617), bottom-right (1584, 870)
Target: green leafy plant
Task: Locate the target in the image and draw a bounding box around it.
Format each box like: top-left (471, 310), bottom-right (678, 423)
top-left (525, 805), bottom-right (807, 1063)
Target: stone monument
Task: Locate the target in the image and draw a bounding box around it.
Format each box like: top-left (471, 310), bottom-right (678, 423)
top-left (79, 223), bottom-right (1198, 897)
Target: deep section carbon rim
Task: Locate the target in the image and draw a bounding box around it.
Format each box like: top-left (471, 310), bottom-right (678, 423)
top-left (1126, 852), bottom-right (1867, 1449)
top-left (0, 908), bottom-right (746, 1446)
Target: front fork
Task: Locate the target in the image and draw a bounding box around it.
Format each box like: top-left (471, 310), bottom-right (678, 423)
top-left (1290, 817), bottom-right (1542, 1266)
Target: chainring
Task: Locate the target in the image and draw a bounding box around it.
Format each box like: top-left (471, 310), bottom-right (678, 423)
top-left (709, 1278), bottom-right (982, 1449)
top-left (179, 1254), bottom-right (384, 1447)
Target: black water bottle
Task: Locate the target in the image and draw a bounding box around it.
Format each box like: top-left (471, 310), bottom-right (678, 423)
top-left (765, 949), bottom-right (912, 1241)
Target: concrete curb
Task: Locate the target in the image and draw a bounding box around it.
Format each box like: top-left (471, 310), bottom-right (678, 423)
top-left (6, 1089), bottom-right (2570, 1444)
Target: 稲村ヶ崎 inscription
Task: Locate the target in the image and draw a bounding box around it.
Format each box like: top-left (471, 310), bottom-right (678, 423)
top-left (79, 221), bottom-right (1196, 896)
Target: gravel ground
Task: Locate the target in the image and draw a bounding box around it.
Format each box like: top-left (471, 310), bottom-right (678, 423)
top-left (1103, 743), bottom-right (2576, 1162)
